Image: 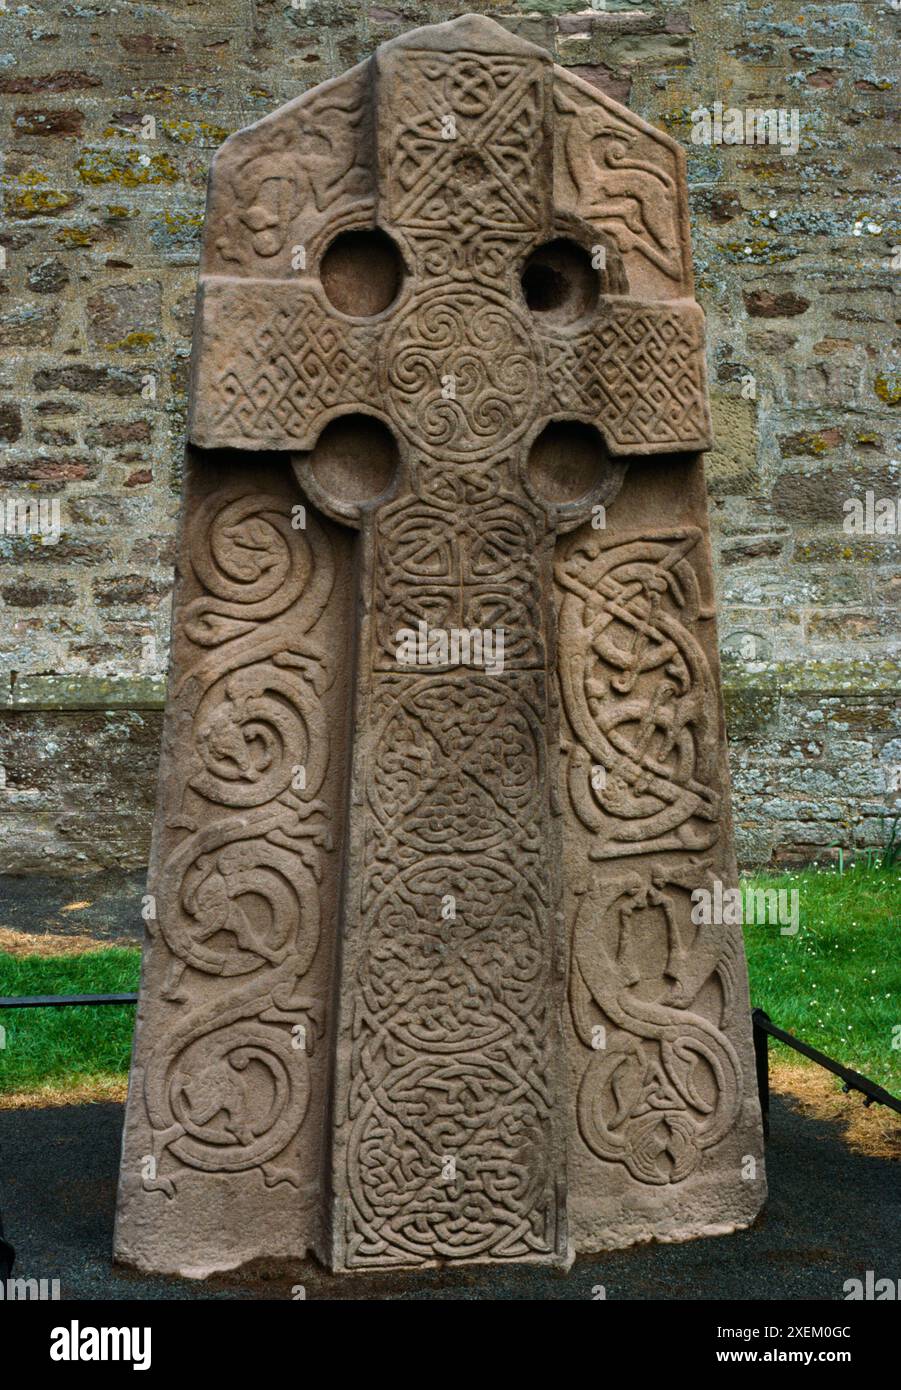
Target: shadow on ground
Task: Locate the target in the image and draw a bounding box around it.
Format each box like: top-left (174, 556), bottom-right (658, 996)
top-left (0, 1091), bottom-right (896, 1300)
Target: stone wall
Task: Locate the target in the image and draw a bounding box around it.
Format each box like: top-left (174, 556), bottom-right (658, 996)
top-left (0, 0), bottom-right (898, 874)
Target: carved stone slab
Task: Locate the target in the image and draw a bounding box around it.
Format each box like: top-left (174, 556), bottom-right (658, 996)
top-left (115, 14), bottom-right (764, 1278)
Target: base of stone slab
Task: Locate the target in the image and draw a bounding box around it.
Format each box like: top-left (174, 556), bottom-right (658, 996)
top-left (573, 1211), bottom-right (765, 1257)
top-left (113, 1247), bottom-right (572, 1280)
top-left (113, 1168), bottom-right (326, 1281)
top-left (569, 1183), bottom-right (767, 1256)
top-left (113, 1209), bottom-right (765, 1283)
top-left (112, 1244), bottom-right (314, 1282)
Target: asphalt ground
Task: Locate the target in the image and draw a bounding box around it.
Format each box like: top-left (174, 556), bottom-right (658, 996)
top-left (0, 1091), bottom-right (896, 1301)
top-left (0, 871), bottom-right (146, 945)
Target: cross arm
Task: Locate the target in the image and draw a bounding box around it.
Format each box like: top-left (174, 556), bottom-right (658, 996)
top-left (540, 297), bottom-right (713, 456)
top-left (188, 275), bottom-right (385, 452)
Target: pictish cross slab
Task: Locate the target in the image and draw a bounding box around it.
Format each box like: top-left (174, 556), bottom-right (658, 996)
top-left (116, 14), bottom-right (764, 1282)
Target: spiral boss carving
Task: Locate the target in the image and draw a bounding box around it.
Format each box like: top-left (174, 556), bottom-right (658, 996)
top-left (116, 14), bottom-right (765, 1280)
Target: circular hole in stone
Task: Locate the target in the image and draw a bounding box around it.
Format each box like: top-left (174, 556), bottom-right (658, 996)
top-left (526, 420), bottom-right (612, 505)
top-left (320, 228), bottom-right (403, 317)
top-left (308, 413), bottom-right (399, 506)
top-left (521, 238), bottom-right (598, 326)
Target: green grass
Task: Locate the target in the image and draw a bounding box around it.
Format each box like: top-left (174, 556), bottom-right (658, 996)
top-left (0, 948), bottom-right (140, 1097)
top-left (0, 864), bottom-right (898, 1099)
top-left (743, 864), bottom-right (900, 1092)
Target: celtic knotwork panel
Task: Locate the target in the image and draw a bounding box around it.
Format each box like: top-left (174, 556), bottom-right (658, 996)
top-left (367, 676), bottom-right (545, 867)
top-left (139, 487), bottom-right (336, 1194)
top-left (556, 528), bottom-right (721, 860)
top-left (340, 673), bottom-right (559, 1266)
top-left (412, 454), bottom-right (512, 508)
top-left (542, 302), bottom-right (712, 454)
top-left (348, 846), bottom-right (555, 1261)
top-left (379, 46), bottom-right (547, 282)
top-left (359, 859), bottom-right (547, 1054)
top-left (373, 487), bottom-right (547, 670)
top-left (347, 1057), bottom-right (553, 1264)
top-left (195, 281), bottom-right (378, 447)
top-left (570, 866), bottom-right (742, 1185)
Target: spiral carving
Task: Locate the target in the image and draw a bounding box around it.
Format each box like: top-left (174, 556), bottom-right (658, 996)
top-left (141, 488), bottom-right (336, 1194)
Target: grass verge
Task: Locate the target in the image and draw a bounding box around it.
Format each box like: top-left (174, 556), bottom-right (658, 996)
top-left (742, 864), bottom-right (899, 1092)
top-left (0, 947), bottom-right (139, 1099)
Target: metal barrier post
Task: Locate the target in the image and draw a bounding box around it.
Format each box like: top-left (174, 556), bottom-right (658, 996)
top-left (752, 1008), bottom-right (771, 1140)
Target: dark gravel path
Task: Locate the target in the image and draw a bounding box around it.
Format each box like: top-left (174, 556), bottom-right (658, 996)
top-left (0, 871), bottom-right (146, 945)
top-left (0, 1091), bottom-right (896, 1301)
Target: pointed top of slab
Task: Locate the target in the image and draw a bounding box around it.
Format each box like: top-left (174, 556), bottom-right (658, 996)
top-left (377, 12), bottom-right (551, 61)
